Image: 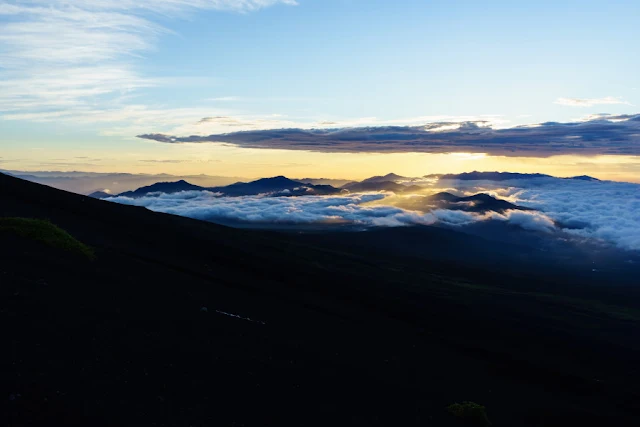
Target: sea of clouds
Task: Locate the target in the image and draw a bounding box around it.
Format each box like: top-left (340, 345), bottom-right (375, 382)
top-left (106, 177), bottom-right (640, 251)
top-left (108, 192), bottom-right (438, 227)
top-left (436, 177), bottom-right (640, 250)
top-left (107, 190), bottom-right (556, 231)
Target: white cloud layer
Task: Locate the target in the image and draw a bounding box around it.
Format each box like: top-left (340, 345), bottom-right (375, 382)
top-left (105, 189), bottom-right (560, 236)
top-left (107, 191), bottom-right (440, 227)
top-left (555, 96), bottom-right (632, 107)
top-left (437, 177), bottom-right (640, 250)
top-left (105, 177), bottom-right (640, 251)
top-left (510, 179), bottom-right (640, 250)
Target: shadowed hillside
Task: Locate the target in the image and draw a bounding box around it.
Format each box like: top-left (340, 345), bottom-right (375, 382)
top-left (2, 172), bottom-right (640, 427)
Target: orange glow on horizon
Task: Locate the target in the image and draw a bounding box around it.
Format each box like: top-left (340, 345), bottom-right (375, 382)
top-left (3, 142), bottom-right (640, 183)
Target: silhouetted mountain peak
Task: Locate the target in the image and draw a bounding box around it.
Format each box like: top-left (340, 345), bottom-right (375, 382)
top-left (117, 180), bottom-right (204, 198)
top-left (423, 191), bottom-right (532, 213)
top-left (382, 173), bottom-right (406, 180)
top-left (465, 193), bottom-right (497, 202)
top-left (255, 176), bottom-right (299, 185)
top-left (361, 173), bottom-right (408, 183)
top-left (570, 175), bottom-right (600, 181)
top-left (428, 191), bottom-right (460, 201)
top-left (211, 176), bottom-right (341, 197)
top-left (88, 191), bottom-right (112, 199)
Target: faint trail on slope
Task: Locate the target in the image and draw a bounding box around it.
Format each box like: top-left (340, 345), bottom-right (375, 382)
top-left (214, 309), bottom-right (267, 325)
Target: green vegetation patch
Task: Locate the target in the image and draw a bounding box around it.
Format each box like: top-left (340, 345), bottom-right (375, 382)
top-left (447, 401), bottom-right (491, 426)
top-left (0, 217), bottom-right (94, 259)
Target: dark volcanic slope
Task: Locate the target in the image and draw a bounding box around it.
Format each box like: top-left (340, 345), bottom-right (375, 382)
top-left (2, 173), bottom-right (640, 427)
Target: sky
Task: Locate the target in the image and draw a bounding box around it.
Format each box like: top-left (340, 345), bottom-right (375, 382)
top-left (1, 0), bottom-right (639, 181)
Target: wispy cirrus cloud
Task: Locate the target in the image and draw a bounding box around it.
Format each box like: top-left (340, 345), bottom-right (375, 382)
top-left (139, 159), bottom-right (190, 164)
top-left (554, 96), bottom-right (633, 107)
top-left (208, 96), bottom-right (242, 102)
top-left (0, 0), bottom-right (296, 126)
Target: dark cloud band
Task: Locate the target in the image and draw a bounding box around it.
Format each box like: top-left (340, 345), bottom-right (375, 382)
top-left (138, 114), bottom-right (640, 157)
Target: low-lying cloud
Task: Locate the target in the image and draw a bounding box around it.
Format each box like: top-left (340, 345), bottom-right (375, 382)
top-left (105, 176), bottom-right (640, 251)
top-left (433, 177), bottom-right (640, 250)
top-left (430, 209), bottom-right (556, 233)
top-left (108, 192), bottom-right (438, 227)
top-left (106, 189), bottom-right (559, 236)
top-left (137, 114), bottom-right (640, 157)
top-left (509, 179), bottom-right (640, 250)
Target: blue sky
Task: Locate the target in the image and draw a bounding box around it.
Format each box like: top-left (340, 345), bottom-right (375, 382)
top-left (1, 0), bottom-right (639, 179)
top-left (151, 0), bottom-right (639, 121)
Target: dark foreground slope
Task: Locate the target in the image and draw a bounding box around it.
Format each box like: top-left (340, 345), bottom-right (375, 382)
top-left (1, 173), bottom-right (640, 427)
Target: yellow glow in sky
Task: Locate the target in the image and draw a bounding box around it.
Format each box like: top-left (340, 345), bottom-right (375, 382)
top-left (3, 142), bottom-right (640, 183)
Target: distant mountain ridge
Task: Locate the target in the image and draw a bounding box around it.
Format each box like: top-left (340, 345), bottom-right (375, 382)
top-left (107, 176), bottom-right (343, 198)
top-left (360, 173), bottom-right (410, 183)
top-left (336, 171), bottom-right (601, 187)
top-left (97, 171), bottom-right (602, 200)
top-left (426, 171), bottom-right (600, 181)
top-left (297, 177), bottom-right (353, 187)
top-left (343, 171), bottom-right (600, 183)
top-left (0, 169), bottom-right (247, 195)
top-left (116, 180), bottom-right (205, 198)
top-left (209, 176), bottom-right (342, 197)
